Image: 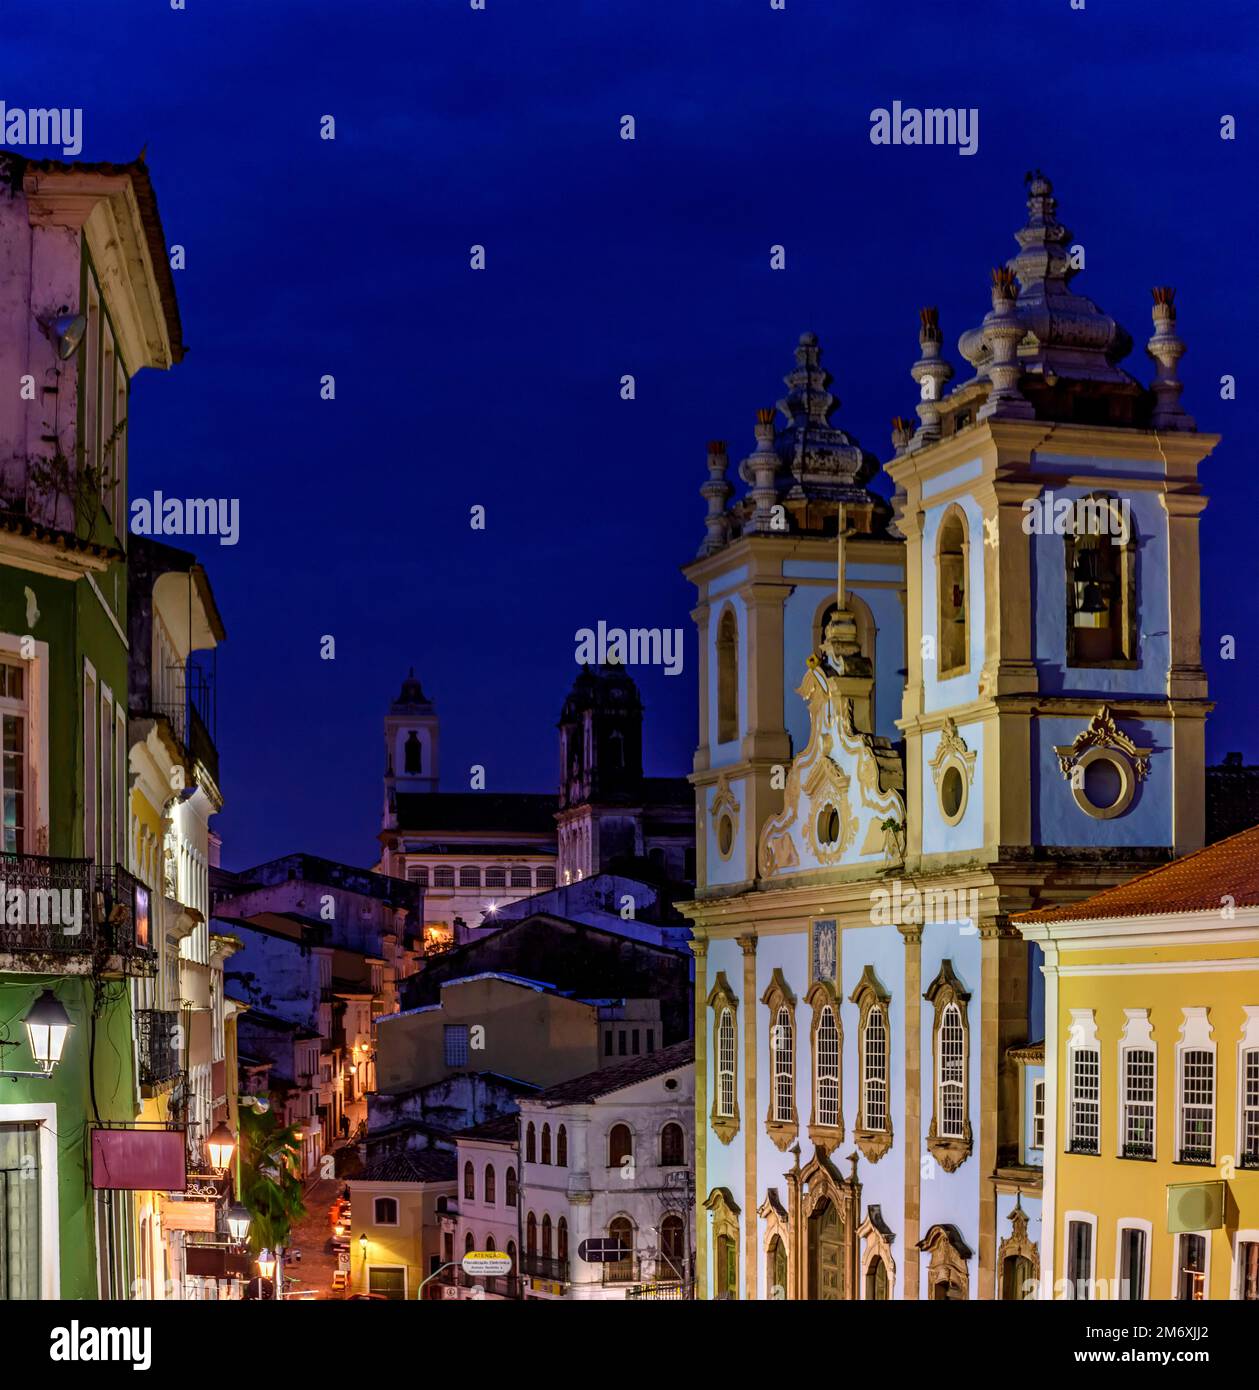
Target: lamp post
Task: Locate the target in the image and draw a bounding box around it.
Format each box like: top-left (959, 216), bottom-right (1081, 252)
top-left (359, 1232), bottom-right (368, 1294)
top-left (1, 990), bottom-right (74, 1080)
top-left (207, 1122), bottom-right (236, 1173)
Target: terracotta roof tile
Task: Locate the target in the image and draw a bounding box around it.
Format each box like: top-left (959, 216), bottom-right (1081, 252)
top-left (1014, 822), bottom-right (1259, 925)
top-left (528, 1039), bottom-right (693, 1106)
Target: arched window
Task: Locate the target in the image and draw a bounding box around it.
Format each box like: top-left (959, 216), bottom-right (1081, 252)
top-left (608, 1216), bottom-right (635, 1281)
top-left (373, 1196), bottom-right (398, 1226)
top-left (768, 1234), bottom-right (787, 1299)
top-left (939, 1004), bottom-right (966, 1139)
top-left (526, 1212), bottom-right (537, 1255)
top-left (433, 866), bottom-right (455, 888)
top-left (850, 964), bottom-right (893, 1161)
top-left (463, 1161), bottom-right (475, 1201)
top-left (541, 1123), bottom-right (552, 1164)
top-left (485, 1235), bottom-right (495, 1252)
top-left (507, 1239), bottom-right (517, 1271)
top-left (542, 1214), bottom-right (553, 1259)
top-left (925, 960), bottom-right (973, 1170)
top-left (404, 731), bottom-right (422, 774)
top-left (1066, 495), bottom-right (1137, 666)
top-left (773, 1005), bottom-right (794, 1123)
top-left (660, 1213), bottom-right (685, 1278)
top-left (936, 506), bottom-right (969, 678)
top-left (815, 1005), bottom-right (840, 1128)
top-left (505, 1166), bottom-right (518, 1207)
top-left (660, 1122), bottom-right (685, 1167)
top-left (556, 1124), bottom-right (568, 1167)
top-left (484, 1165), bottom-right (496, 1205)
top-left (717, 1011), bottom-right (736, 1117)
top-left (716, 607), bottom-right (739, 744)
top-left (459, 865), bottom-right (480, 888)
top-left (609, 1123), bottom-right (633, 1169)
top-left (866, 1256), bottom-right (889, 1300)
top-left (465, 1230), bottom-right (475, 1252)
top-left (525, 1122), bottom-right (536, 1163)
top-left (557, 1216), bottom-right (568, 1262)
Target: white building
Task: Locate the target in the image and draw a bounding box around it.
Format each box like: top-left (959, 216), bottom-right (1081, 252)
top-left (440, 1113), bottom-right (522, 1299)
top-left (516, 1039), bottom-right (694, 1300)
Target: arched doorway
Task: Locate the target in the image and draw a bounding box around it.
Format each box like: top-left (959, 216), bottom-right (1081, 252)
top-left (866, 1255), bottom-right (889, 1300)
top-left (1002, 1254), bottom-right (1033, 1300)
top-left (808, 1199), bottom-right (845, 1300)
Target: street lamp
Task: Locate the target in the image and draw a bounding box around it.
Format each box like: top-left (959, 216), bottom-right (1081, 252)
top-left (23, 990), bottom-right (72, 1072)
top-left (226, 1203), bottom-right (251, 1245)
top-left (359, 1232), bottom-right (368, 1258)
top-left (256, 1249), bottom-right (275, 1281)
top-left (207, 1122), bottom-right (236, 1172)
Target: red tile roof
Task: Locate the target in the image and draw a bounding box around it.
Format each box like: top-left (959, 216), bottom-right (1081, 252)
top-left (529, 1039), bottom-right (693, 1106)
top-left (1014, 822), bottom-right (1259, 925)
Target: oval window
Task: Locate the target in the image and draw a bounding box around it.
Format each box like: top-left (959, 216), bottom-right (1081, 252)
top-left (717, 815), bottom-right (734, 857)
top-left (1082, 756), bottom-right (1123, 812)
top-left (817, 806), bottom-right (841, 847)
top-left (940, 765), bottom-right (965, 822)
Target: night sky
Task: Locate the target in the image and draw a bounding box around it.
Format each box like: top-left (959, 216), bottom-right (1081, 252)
top-left (10, 0), bottom-right (1257, 868)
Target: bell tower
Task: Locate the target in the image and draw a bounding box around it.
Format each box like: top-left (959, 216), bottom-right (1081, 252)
top-left (383, 669), bottom-right (439, 827)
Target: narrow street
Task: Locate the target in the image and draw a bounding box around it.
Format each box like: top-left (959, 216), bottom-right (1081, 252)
top-left (282, 1178), bottom-right (348, 1300)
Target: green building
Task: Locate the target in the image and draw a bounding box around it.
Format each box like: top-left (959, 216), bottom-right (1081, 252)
top-left (0, 151), bottom-right (184, 1298)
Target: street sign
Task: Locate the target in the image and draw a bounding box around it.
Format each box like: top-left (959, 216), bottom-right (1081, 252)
top-left (577, 1238), bottom-right (631, 1263)
top-left (462, 1250), bottom-right (513, 1276)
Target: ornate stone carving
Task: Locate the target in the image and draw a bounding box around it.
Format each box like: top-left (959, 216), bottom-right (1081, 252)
top-left (1054, 704), bottom-right (1152, 820)
top-left (762, 970), bottom-right (800, 1152)
top-left (997, 1198), bottom-right (1041, 1300)
top-left (923, 960), bottom-right (973, 1174)
top-left (849, 966), bottom-right (894, 1163)
top-left (706, 973), bottom-right (740, 1147)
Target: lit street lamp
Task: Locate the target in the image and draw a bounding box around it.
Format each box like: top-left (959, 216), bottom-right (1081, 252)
top-left (24, 990), bottom-right (72, 1072)
top-left (207, 1122), bottom-right (236, 1172)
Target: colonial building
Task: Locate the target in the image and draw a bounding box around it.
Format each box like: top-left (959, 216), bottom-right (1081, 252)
top-left (377, 666), bottom-right (693, 950)
top-left (441, 1113), bottom-right (523, 1299)
top-left (0, 150), bottom-right (185, 1301)
top-left (687, 173), bottom-right (1217, 1300)
top-left (1016, 824), bottom-right (1259, 1302)
top-left (516, 1040), bottom-right (694, 1300)
top-left (348, 1150), bottom-right (457, 1299)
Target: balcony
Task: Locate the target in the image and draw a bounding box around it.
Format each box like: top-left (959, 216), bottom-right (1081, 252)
top-left (0, 451), bottom-right (120, 573)
top-left (520, 1253), bottom-right (569, 1282)
top-left (137, 1009), bottom-right (182, 1089)
top-left (625, 1280), bottom-right (693, 1301)
top-left (1120, 1141), bottom-right (1154, 1161)
top-left (0, 854), bottom-right (155, 974)
top-left (1177, 1146), bottom-right (1213, 1166)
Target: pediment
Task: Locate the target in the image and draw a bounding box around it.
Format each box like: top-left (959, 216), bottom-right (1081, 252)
top-left (758, 660), bottom-right (905, 881)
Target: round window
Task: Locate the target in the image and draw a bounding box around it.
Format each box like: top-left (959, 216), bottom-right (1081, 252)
top-left (1082, 757), bottom-right (1122, 812)
top-left (717, 815), bottom-right (734, 857)
top-left (940, 765), bottom-right (965, 822)
top-left (817, 806), bottom-right (841, 847)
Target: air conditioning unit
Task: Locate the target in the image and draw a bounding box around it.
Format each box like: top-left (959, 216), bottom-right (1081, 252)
top-left (441, 1285), bottom-right (461, 1300)
top-left (1167, 1180), bottom-right (1226, 1234)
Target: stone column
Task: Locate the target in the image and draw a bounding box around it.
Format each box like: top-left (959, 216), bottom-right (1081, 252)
top-left (691, 935), bottom-right (709, 1300)
top-left (739, 932), bottom-right (758, 1300)
top-left (900, 923), bottom-right (923, 1298)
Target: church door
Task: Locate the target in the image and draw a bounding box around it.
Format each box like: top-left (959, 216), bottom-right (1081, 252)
top-left (808, 1199), bottom-right (844, 1300)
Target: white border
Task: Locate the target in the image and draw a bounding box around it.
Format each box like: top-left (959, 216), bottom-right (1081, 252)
top-left (0, 1100), bottom-right (60, 1298)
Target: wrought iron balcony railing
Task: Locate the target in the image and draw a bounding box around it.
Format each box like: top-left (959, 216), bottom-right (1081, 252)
top-left (1178, 1146), bottom-right (1213, 1166)
top-left (1120, 1141), bottom-right (1154, 1161)
top-left (0, 854), bottom-right (155, 973)
top-left (137, 1009), bottom-right (182, 1087)
top-left (520, 1253), bottom-right (569, 1282)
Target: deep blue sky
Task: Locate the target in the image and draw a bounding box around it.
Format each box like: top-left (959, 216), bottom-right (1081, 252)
top-left (10, 1), bottom-right (1258, 868)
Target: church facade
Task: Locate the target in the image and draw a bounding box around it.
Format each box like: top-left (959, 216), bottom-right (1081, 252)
top-left (685, 173), bottom-right (1217, 1300)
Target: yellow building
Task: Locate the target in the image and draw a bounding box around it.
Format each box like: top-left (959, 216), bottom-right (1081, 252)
top-left (348, 1152), bottom-right (457, 1299)
top-left (1016, 824), bottom-right (1259, 1301)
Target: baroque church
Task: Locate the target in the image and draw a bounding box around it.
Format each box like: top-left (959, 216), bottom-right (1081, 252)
top-left (377, 665), bottom-right (694, 948)
top-left (686, 173), bottom-right (1217, 1300)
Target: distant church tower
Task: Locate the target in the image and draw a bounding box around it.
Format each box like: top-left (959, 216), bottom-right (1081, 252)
top-left (556, 665), bottom-right (645, 882)
top-left (383, 669), bottom-right (439, 827)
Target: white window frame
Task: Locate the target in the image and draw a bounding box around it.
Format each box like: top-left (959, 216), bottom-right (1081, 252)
top-left (773, 1004), bottom-right (794, 1125)
top-left (860, 1004), bottom-right (887, 1133)
top-left (1066, 1009), bottom-right (1100, 1155)
top-left (0, 1102), bottom-right (60, 1298)
top-left (937, 1002), bottom-right (966, 1140)
top-left (0, 638), bottom-right (49, 857)
top-left (1171, 1229), bottom-right (1211, 1301)
top-left (1231, 1228), bottom-right (1259, 1302)
top-left (1117, 1008), bottom-right (1157, 1161)
top-left (1114, 1218), bottom-right (1152, 1300)
top-left (1236, 1008), bottom-right (1259, 1168)
top-left (1175, 1007), bottom-right (1216, 1165)
top-left (1063, 1210), bottom-right (1097, 1301)
top-left (716, 1007), bottom-right (736, 1119)
top-left (1031, 1078), bottom-right (1045, 1153)
top-left (816, 1003), bottom-right (840, 1129)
